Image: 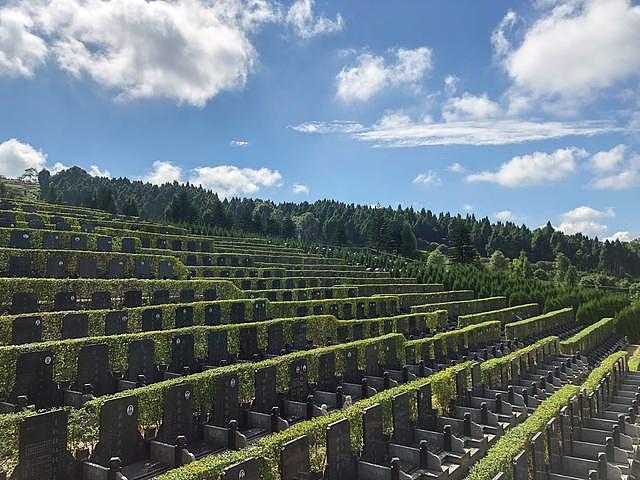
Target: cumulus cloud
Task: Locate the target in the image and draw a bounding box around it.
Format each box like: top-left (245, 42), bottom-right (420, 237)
top-left (412, 171), bottom-right (442, 186)
top-left (558, 205), bottom-right (615, 236)
top-left (463, 204), bottom-right (474, 212)
top-left (190, 165), bottom-right (282, 197)
top-left (467, 147), bottom-right (587, 187)
top-left (88, 164), bottom-right (111, 177)
top-left (605, 231), bottom-right (632, 242)
top-left (0, 138), bottom-right (47, 177)
top-left (289, 120), bottom-right (365, 134)
top-left (336, 47), bottom-right (432, 102)
top-left (292, 183), bottom-right (309, 194)
top-left (143, 160), bottom-right (183, 185)
top-left (442, 93), bottom-right (501, 121)
top-left (286, 0), bottom-right (343, 38)
top-left (495, 210), bottom-right (515, 221)
top-left (444, 74), bottom-right (460, 95)
top-left (0, 7), bottom-right (48, 76)
top-left (589, 148), bottom-right (640, 190)
top-left (230, 140), bottom-right (249, 147)
top-left (590, 144), bottom-right (627, 172)
top-left (448, 162), bottom-right (467, 173)
top-left (496, 0), bottom-right (640, 102)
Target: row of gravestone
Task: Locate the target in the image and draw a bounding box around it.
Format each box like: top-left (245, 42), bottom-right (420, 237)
top-left (8, 300), bottom-right (268, 345)
top-left (4, 254), bottom-right (175, 279)
top-left (8, 286), bottom-right (221, 314)
top-left (241, 278), bottom-right (355, 290)
top-left (6, 230), bottom-right (137, 252)
top-left (248, 287), bottom-right (352, 302)
top-left (286, 300), bottom-right (399, 320)
top-left (0, 320), bottom-right (310, 410)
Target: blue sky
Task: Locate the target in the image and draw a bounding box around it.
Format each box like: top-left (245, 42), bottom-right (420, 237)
top-left (0, 0), bottom-right (639, 240)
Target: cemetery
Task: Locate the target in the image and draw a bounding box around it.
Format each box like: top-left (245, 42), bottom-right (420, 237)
top-left (0, 198), bottom-right (636, 480)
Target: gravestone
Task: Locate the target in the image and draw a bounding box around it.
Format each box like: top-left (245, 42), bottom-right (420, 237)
top-left (253, 300), bottom-right (267, 322)
top-left (325, 419), bottom-right (356, 480)
top-left (213, 374), bottom-right (239, 427)
top-left (297, 291), bottom-right (308, 301)
top-left (76, 344), bottom-right (114, 396)
top-left (120, 238), bottom-right (136, 253)
top-left (46, 257), bottom-right (67, 278)
top-left (42, 233), bottom-right (61, 249)
top-left (152, 290), bottom-right (170, 305)
top-left (96, 236), bottom-right (113, 252)
top-left (134, 259), bottom-right (151, 279)
top-left (370, 323), bottom-right (379, 338)
top-left (10, 231), bottom-right (30, 249)
top-left (356, 302), bottom-right (366, 319)
top-left (52, 218), bottom-right (69, 231)
top-left (230, 257), bottom-right (240, 267)
top-left (238, 327), bottom-right (259, 360)
top-left (312, 289), bottom-right (321, 300)
top-left (91, 291), bottom-right (112, 309)
top-left (175, 306), bottom-right (194, 328)
top-left (342, 303), bottom-right (352, 320)
top-left (207, 331), bottom-right (230, 366)
top-left (241, 280), bottom-right (251, 290)
top-left (71, 234), bottom-right (87, 250)
top-left (362, 403), bottom-right (386, 464)
top-left (123, 290), bottom-right (142, 308)
top-left (292, 321), bottom-right (307, 350)
top-left (253, 365), bottom-right (278, 413)
top-left (365, 343), bottom-right (379, 376)
top-left (329, 304), bottom-right (338, 317)
top-left (156, 239), bottom-right (167, 249)
top-left (12, 351), bottom-right (59, 409)
top-left (61, 313), bottom-right (88, 339)
top-left (282, 291), bottom-right (293, 302)
top-left (216, 256), bottom-right (226, 266)
top-left (11, 316), bottom-right (42, 345)
top-left (159, 260), bottom-right (174, 279)
top-left (104, 311), bottom-right (128, 335)
top-left (230, 303), bottom-right (245, 323)
top-left (353, 323), bottom-right (364, 340)
top-left (384, 340), bottom-right (400, 369)
top-left (221, 458), bottom-right (260, 480)
top-left (11, 292), bottom-right (38, 314)
top-left (312, 305), bottom-right (323, 315)
top-left (158, 382), bottom-right (194, 443)
top-left (10, 409), bottom-right (75, 479)
top-left (392, 392), bottom-right (413, 445)
top-left (317, 352), bottom-right (337, 391)
top-left (186, 240), bottom-right (197, 251)
top-left (288, 359), bottom-right (309, 402)
top-left (142, 308), bottom-right (163, 331)
top-left (336, 326), bottom-right (349, 343)
top-left (285, 279), bottom-right (295, 289)
top-left (179, 289), bottom-right (195, 302)
top-left (280, 436), bottom-right (310, 480)
top-left (0, 211), bottom-right (16, 227)
top-left (53, 291), bottom-right (76, 311)
top-left (27, 215), bottom-right (44, 229)
top-left (343, 348), bottom-right (360, 383)
top-left (169, 334), bottom-right (195, 373)
top-left (267, 323), bottom-right (285, 355)
top-left (416, 383), bottom-right (434, 427)
top-left (200, 241), bottom-right (211, 252)
top-left (201, 256), bottom-right (212, 266)
top-left (90, 396), bottom-right (144, 467)
top-left (205, 304), bottom-right (221, 325)
top-left (296, 306), bottom-right (308, 317)
top-left (297, 280), bottom-right (307, 288)
top-left (81, 223), bottom-right (95, 233)
top-left (323, 288), bottom-right (333, 300)
top-left (127, 339), bottom-right (156, 382)
top-left (203, 288), bottom-right (217, 301)
top-left (141, 237), bottom-right (151, 248)
top-left (0, 201), bottom-right (13, 210)
top-left (77, 257), bottom-right (97, 278)
top-left (108, 259), bottom-right (125, 278)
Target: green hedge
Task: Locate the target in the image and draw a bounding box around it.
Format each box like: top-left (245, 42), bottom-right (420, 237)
top-left (267, 296), bottom-right (399, 320)
top-left (0, 248), bottom-right (187, 279)
top-left (457, 303), bottom-right (540, 328)
top-left (348, 283), bottom-right (443, 296)
top-left (153, 249), bottom-right (340, 267)
top-left (228, 276), bottom-right (416, 290)
top-left (378, 290), bottom-right (474, 311)
top-left (245, 286), bottom-right (354, 302)
top-left (410, 296), bottom-right (507, 318)
top-left (560, 317), bottom-right (617, 354)
top-left (614, 303), bottom-right (640, 341)
top-left (337, 311), bottom-right (448, 342)
top-left (0, 278), bottom-right (242, 313)
top-left (504, 308), bottom-right (574, 341)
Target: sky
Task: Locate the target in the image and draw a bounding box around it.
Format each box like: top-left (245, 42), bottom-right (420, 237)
top-left (0, 0), bottom-right (639, 241)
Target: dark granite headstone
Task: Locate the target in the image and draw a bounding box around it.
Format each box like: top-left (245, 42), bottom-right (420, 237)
top-left (108, 259), bottom-right (125, 278)
top-left (280, 436), bottom-right (310, 480)
top-left (134, 259), bottom-right (151, 279)
top-left (207, 331), bottom-right (229, 366)
top-left (53, 291), bottom-right (76, 311)
top-left (201, 241), bottom-right (211, 252)
top-left (362, 403), bottom-right (386, 464)
top-left (392, 392), bottom-right (413, 445)
top-left (175, 306), bottom-right (194, 328)
top-left (342, 303), bottom-right (352, 320)
top-left (0, 211), bottom-right (16, 227)
top-left (230, 257), bottom-right (240, 267)
top-left (285, 279), bottom-right (295, 289)
top-left (325, 419), bottom-right (356, 480)
top-left (312, 289), bottom-right (321, 300)
top-left (384, 340), bottom-right (400, 369)
top-left (282, 291), bottom-right (293, 302)
top-left (156, 239), bottom-right (167, 249)
top-left (127, 339), bottom-right (156, 382)
top-left (27, 215), bottom-right (44, 229)
top-left (267, 323), bottom-right (285, 355)
top-left (253, 365), bottom-right (277, 414)
top-left (368, 302), bottom-right (378, 318)
top-left (220, 458), bottom-right (260, 480)
top-left (296, 306), bottom-right (308, 317)
top-left (169, 334), bottom-right (195, 373)
top-left (77, 257), bottom-right (97, 278)
top-left (288, 359), bottom-right (309, 402)
top-left (10, 409), bottom-right (75, 479)
top-left (416, 383), bottom-right (434, 427)
top-left (365, 343), bottom-right (379, 376)
top-left (81, 223), bottom-right (95, 233)
top-left (91, 291), bottom-right (112, 309)
top-left (179, 289), bottom-right (195, 303)
top-left (205, 303), bottom-right (221, 325)
top-left (96, 236), bottom-right (112, 252)
top-left (356, 302), bottom-right (366, 319)
top-left (123, 290), bottom-right (142, 308)
top-left (12, 351), bottom-right (59, 408)
top-left (8, 255), bottom-right (32, 277)
top-left (336, 325), bottom-right (349, 343)
top-left (159, 260), bottom-right (174, 279)
top-left (158, 382), bottom-right (194, 443)
top-left (11, 292), bottom-right (38, 314)
top-left (230, 302), bottom-right (245, 323)
top-left (238, 327), bottom-right (259, 360)
top-left (312, 305), bottom-right (323, 315)
top-left (353, 323), bottom-right (364, 340)
top-left (216, 256), bottom-right (226, 266)
top-left (253, 300), bottom-right (267, 322)
top-left (0, 201), bottom-right (13, 210)
top-left (213, 374), bottom-right (239, 427)
top-left (120, 238), bottom-right (136, 253)
top-left (141, 237), bottom-right (151, 248)
top-left (11, 316), bottom-right (42, 344)
top-left (317, 352), bottom-right (337, 391)
top-left (201, 255), bottom-right (211, 266)
top-left (61, 313), bottom-right (88, 339)
top-left (90, 396), bottom-right (144, 467)
top-left (152, 290), bottom-right (170, 305)
top-left (297, 291), bottom-right (308, 301)
top-left (184, 255), bottom-right (197, 266)
top-left (292, 321), bottom-right (307, 350)
top-left (70, 234), bottom-right (87, 250)
top-left (203, 288), bottom-right (217, 301)
top-left (171, 240), bottom-right (182, 251)
top-left (45, 256), bottom-right (67, 278)
top-left (10, 231), bottom-right (30, 249)
top-left (42, 232), bottom-right (61, 249)
top-left (142, 308), bottom-right (162, 331)
top-left (343, 348), bottom-right (360, 383)
top-left (186, 240), bottom-right (197, 251)
top-left (104, 311), bottom-right (128, 335)
top-left (76, 344), bottom-right (114, 396)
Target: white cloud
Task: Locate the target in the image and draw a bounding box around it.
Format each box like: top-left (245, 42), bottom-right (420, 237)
top-left (0, 0), bottom-right (284, 106)
top-left (497, 0), bottom-right (640, 101)
top-left (230, 140), bottom-right (249, 147)
top-left (289, 120), bottom-right (365, 134)
top-left (467, 147), bottom-right (587, 187)
top-left (444, 74), bottom-right (460, 95)
top-left (463, 204), bottom-right (474, 212)
top-left (558, 205), bottom-right (615, 236)
top-left (590, 144), bottom-right (627, 172)
top-left (88, 164), bottom-right (111, 177)
top-left (285, 0), bottom-right (343, 38)
top-left (143, 160), bottom-right (183, 185)
top-left (336, 47), bottom-right (432, 102)
top-left (605, 231), bottom-right (631, 242)
top-left (412, 171), bottom-right (442, 186)
top-left (292, 183), bottom-right (309, 194)
top-left (0, 138), bottom-right (47, 177)
top-left (495, 210), bottom-right (515, 221)
top-left (442, 93), bottom-right (501, 121)
top-left (590, 154), bottom-right (640, 189)
top-left (448, 162), bottom-right (467, 173)
top-left (0, 7), bottom-right (48, 76)
top-left (491, 10), bottom-right (518, 59)
top-left (190, 165), bottom-right (282, 197)
top-left (50, 161), bottom-right (68, 174)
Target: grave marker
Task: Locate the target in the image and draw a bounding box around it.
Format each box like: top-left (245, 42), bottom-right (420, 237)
top-left (152, 290), bottom-right (170, 305)
top-left (12, 351), bottom-right (59, 409)
top-left (159, 260), bottom-right (174, 279)
top-left (104, 311), bottom-right (128, 335)
top-left (10, 231), bottom-right (30, 249)
top-left (169, 334), bottom-right (195, 373)
top-left (221, 458), bottom-right (260, 480)
top-left (325, 419), bottom-right (356, 480)
top-left (204, 303), bottom-right (221, 325)
top-left (42, 233), bottom-right (60, 249)
top-left (142, 308), bottom-right (163, 331)
top-left (343, 348), bottom-right (360, 383)
top-left (96, 236), bottom-right (113, 252)
top-left (108, 259), bottom-right (125, 278)
top-left (231, 303), bottom-right (245, 323)
top-left (253, 365), bottom-right (277, 413)
top-left (392, 392), bottom-right (413, 445)
top-left (279, 436), bottom-right (310, 480)
top-left (46, 256), bottom-right (67, 278)
top-left (11, 316), bottom-right (42, 345)
top-left (175, 306), bottom-right (194, 328)
top-left (134, 259), bottom-right (151, 278)
top-left (8, 255), bottom-right (32, 278)
top-left (207, 331), bottom-right (230, 366)
top-left (213, 374), bottom-right (240, 427)
top-left (288, 359), bottom-right (309, 402)
top-left (362, 404), bottom-right (386, 464)
top-left (158, 382), bottom-right (194, 443)
top-left (71, 234), bottom-right (87, 250)
top-left (91, 291), bottom-right (112, 309)
top-left (61, 313), bottom-right (88, 339)
top-left (11, 292), bottom-right (38, 314)
top-left (123, 290), bottom-right (142, 308)
top-left (76, 344), bottom-right (114, 396)
top-left (317, 352), bottom-right (337, 391)
top-left (292, 321), bottom-right (307, 350)
top-left (77, 257), bottom-right (97, 278)
top-left (238, 327), bottom-right (259, 360)
top-left (53, 291), bottom-right (76, 311)
top-left (120, 238), bottom-right (136, 253)
top-left (268, 323), bottom-right (285, 355)
top-left (127, 339), bottom-right (156, 382)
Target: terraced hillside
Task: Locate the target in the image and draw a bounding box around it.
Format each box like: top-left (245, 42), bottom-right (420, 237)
top-left (0, 198), bottom-right (635, 480)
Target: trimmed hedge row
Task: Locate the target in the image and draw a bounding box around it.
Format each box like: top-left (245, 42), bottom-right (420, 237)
top-left (383, 290), bottom-right (474, 311)
top-left (267, 295), bottom-right (399, 320)
top-left (504, 307), bottom-right (574, 341)
top-left (150, 249), bottom-right (340, 267)
top-left (559, 316), bottom-right (617, 354)
top-left (189, 265), bottom-right (389, 279)
top-left (228, 276), bottom-right (417, 290)
top-left (254, 262), bottom-right (365, 271)
top-left (0, 278), bottom-right (242, 313)
top-left (353, 283), bottom-right (443, 296)
top-left (337, 311), bottom-right (448, 342)
top-left (404, 321), bottom-right (502, 364)
top-left (0, 198), bottom-right (129, 220)
top-left (245, 286), bottom-right (354, 302)
top-left (457, 303), bottom-right (540, 328)
top-left (467, 350), bottom-right (627, 480)
top-left (410, 296), bottom-right (508, 318)
top-left (0, 247), bottom-right (187, 279)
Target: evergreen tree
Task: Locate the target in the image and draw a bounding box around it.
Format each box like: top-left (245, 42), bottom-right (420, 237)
top-left (447, 219), bottom-right (478, 264)
top-left (165, 190), bottom-right (199, 223)
top-left (121, 196), bottom-right (139, 216)
top-left (399, 221), bottom-right (417, 258)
